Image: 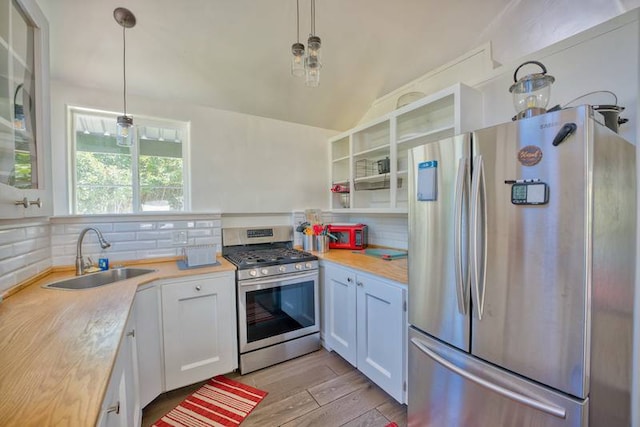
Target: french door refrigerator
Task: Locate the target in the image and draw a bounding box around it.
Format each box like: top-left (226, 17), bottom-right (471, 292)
top-left (407, 106), bottom-right (636, 427)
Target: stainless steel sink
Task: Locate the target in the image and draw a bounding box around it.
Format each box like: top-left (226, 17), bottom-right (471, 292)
top-left (43, 268), bottom-right (156, 290)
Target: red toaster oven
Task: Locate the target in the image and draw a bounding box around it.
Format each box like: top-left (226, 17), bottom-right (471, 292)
top-left (327, 223), bottom-right (368, 250)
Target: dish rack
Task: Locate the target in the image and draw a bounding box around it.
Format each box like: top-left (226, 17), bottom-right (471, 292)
top-left (355, 158), bottom-right (401, 191)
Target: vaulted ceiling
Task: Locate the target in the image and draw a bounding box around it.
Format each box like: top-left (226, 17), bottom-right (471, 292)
top-left (37, 0), bottom-right (638, 131)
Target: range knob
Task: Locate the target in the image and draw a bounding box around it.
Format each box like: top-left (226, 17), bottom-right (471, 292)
top-left (261, 268), bottom-right (269, 275)
top-left (305, 262), bottom-right (313, 269)
top-left (278, 266), bottom-right (287, 273)
top-left (249, 270), bottom-right (258, 277)
top-left (295, 264), bottom-right (303, 270)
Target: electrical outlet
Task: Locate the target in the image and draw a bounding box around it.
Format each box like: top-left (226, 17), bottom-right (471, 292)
top-left (172, 230), bottom-right (188, 245)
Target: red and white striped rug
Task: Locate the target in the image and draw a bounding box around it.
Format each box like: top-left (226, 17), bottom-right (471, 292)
top-left (152, 375), bottom-right (268, 427)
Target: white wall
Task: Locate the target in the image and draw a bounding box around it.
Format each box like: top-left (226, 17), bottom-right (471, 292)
top-left (49, 81), bottom-right (337, 216)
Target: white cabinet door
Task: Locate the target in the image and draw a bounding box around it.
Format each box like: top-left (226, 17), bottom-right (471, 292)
top-left (161, 272), bottom-right (237, 390)
top-left (356, 273), bottom-right (405, 403)
top-left (134, 285), bottom-right (164, 408)
top-left (323, 263), bottom-right (357, 366)
top-left (97, 313), bottom-right (140, 427)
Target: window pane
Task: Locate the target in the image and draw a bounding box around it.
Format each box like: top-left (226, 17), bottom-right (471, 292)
top-left (139, 154), bottom-right (184, 211)
top-left (76, 151), bottom-right (133, 213)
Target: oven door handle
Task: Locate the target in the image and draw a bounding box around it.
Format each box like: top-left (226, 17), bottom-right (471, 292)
top-left (239, 270), bottom-right (318, 288)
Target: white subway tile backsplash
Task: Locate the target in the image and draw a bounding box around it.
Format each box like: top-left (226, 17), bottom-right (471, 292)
top-left (110, 241), bottom-right (157, 252)
top-left (63, 223), bottom-right (113, 234)
top-left (113, 222), bottom-right (156, 232)
top-left (136, 231), bottom-right (173, 240)
top-left (0, 245), bottom-right (13, 261)
top-left (101, 232), bottom-right (137, 242)
top-left (0, 274), bottom-right (16, 293)
top-left (0, 228), bottom-right (26, 245)
top-left (187, 229), bottom-right (212, 238)
top-left (136, 248), bottom-right (181, 259)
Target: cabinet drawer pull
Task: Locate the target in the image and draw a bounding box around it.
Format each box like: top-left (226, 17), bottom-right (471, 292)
top-left (357, 281), bottom-right (363, 287)
top-left (29, 198), bottom-right (42, 208)
top-left (347, 277), bottom-right (353, 283)
top-left (126, 329), bottom-right (135, 338)
top-left (106, 401), bottom-right (120, 414)
top-left (195, 285), bottom-right (201, 291)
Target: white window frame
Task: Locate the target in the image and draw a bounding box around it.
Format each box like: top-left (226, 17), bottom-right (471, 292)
top-left (67, 106), bottom-right (191, 214)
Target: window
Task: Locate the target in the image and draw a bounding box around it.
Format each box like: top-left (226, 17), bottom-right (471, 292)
top-left (69, 107), bottom-right (189, 214)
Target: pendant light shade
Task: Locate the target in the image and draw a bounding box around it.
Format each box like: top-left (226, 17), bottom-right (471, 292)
top-left (113, 7), bottom-right (136, 147)
top-left (290, 0), bottom-right (321, 87)
top-left (291, 0), bottom-right (306, 77)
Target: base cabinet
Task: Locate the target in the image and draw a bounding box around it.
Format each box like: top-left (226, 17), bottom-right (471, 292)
top-left (134, 285), bottom-right (164, 408)
top-left (161, 272), bottom-right (238, 390)
top-left (97, 312), bottom-right (141, 427)
top-left (323, 262), bottom-right (407, 403)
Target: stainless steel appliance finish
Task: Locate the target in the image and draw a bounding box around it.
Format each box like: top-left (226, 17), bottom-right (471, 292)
top-left (408, 328), bottom-right (588, 427)
top-left (223, 225), bottom-right (321, 374)
top-left (408, 106), bottom-right (636, 426)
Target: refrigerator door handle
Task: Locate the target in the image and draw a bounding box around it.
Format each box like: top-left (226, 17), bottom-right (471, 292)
top-left (470, 155), bottom-right (487, 320)
top-left (410, 337), bottom-right (568, 419)
top-left (454, 157), bottom-right (468, 315)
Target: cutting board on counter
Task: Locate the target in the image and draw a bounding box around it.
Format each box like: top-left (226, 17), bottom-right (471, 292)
top-left (357, 248), bottom-right (408, 260)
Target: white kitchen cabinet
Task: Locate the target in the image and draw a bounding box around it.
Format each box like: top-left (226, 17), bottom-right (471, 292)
top-left (329, 82), bottom-right (481, 212)
top-left (134, 284), bottom-right (164, 408)
top-left (0, 0), bottom-right (52, 219)
top-left (322, 261), bottom-right (407, 403)
top-left (161, 271), bottom-right (237, 390)
top-left (97, 312), bottom-right (141, 427)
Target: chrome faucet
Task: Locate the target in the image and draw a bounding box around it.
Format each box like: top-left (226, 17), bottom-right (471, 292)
top-left (76, 227), bottom-right (111, 275)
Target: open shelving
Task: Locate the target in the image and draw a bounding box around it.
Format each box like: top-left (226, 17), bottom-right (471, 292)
top-left (328, 82), bottom-right (483, 212)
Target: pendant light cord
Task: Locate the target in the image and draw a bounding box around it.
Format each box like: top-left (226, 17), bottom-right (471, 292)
top-left (296, 0), bottom-right (300, 43)
top-left (311, 0), bottom-right (315, 35)
top-left (122, 26), bottom-right (127, 116)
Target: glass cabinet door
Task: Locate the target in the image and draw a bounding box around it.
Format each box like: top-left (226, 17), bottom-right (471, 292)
top-left (0, 0), bottom-right (49, 218)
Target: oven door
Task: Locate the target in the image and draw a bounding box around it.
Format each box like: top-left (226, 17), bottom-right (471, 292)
top-left (238, 270), bottom-right (319, 353)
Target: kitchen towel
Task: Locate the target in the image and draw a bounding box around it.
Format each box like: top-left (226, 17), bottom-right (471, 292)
top-left (151, 375), bottom-right (268, 427)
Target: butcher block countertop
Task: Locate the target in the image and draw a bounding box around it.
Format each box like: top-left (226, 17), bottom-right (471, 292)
top-left (0, 258), bottom-right (235, 427)
top-left (313, 249), bottom-right (408, 285)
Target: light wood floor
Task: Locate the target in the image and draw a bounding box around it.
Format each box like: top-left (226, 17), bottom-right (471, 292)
top-left (142, 349), bottom-right (407, 427)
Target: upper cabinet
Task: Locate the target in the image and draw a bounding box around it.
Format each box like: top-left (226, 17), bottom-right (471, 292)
top-left (329, 83), bottom-right (482, 212)
top-left (0, 0), bottom-right (51, 218)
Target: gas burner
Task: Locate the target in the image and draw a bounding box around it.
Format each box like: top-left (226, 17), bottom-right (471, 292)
top-left (226, 247), bottom-right (316, 270)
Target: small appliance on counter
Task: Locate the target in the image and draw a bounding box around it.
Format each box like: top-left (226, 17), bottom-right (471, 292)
top-left (327, 223), bottom-right (368, 250)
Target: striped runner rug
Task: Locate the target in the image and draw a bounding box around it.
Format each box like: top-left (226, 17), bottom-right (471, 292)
top-left (152, 375), bottom-right (268, 427)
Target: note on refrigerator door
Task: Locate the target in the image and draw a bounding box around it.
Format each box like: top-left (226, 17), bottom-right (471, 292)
top-left (417, 161), bottom-right (438, 201)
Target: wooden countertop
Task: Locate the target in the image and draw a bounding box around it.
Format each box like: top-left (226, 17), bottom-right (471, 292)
top-left (0, 258), bottom-right (235, 427)
top-left (313, 249), bottom-right (408, 285)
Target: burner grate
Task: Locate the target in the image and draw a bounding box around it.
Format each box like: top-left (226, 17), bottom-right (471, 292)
top-left (226, 248), bottom-right (314, 269)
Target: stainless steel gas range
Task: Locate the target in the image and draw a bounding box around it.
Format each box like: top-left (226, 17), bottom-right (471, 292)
top-left (222, 225), bottom-right (320, 374)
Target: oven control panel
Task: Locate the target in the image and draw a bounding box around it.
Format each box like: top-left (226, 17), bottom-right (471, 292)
top-left (238, 261), bottom-right (319, 281)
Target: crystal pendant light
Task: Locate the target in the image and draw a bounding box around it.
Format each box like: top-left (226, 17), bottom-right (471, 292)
top-left (114, 7), bottom-right (136, 147)
top-left (291, 0), bottom-right (305, 77)
top-left (305, 0), bottom-right (321, 87)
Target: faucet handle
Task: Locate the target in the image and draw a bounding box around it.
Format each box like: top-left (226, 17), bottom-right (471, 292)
top-left (86, 257), bottom-right (95, 268)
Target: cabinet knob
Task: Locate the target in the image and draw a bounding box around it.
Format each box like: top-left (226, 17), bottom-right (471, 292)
top-left (357, 281), bottom-right (363, 287)
top-left (14, 197), bottom-right (28, 208)
top-left (195, 285), bottom-right (201, 291)
top-left (106, 401), bottom-right (120, 414)
top-left (126, 329), bottom-right (135, 338)
top-left (347, 277), bottom-right (352, 283)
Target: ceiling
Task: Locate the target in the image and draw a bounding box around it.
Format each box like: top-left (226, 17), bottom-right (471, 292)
top-left (35, 0), bottom-right (634, 131)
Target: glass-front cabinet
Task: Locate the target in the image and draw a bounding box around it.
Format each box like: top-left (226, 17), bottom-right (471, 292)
top-left (0, 0), bottom-right (50, 218)
top-left (329, 83), bottom-right (482, 212)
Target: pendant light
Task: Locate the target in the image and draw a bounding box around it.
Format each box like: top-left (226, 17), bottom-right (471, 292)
top-left (305, 0), bottom-right (321, 87)
top-left (291, 0), bottom-right (305, 77)
top-left (113, 7), bottom-right (136, 147)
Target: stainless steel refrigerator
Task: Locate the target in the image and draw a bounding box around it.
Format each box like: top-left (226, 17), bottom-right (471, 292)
top-left (407, 106), bottom-right (636, 426)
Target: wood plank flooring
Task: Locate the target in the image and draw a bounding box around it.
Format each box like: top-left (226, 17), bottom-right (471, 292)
top-left (142, 349), bottom-right (407, 427)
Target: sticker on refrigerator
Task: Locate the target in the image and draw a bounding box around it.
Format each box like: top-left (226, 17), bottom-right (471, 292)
top-left (417, 160), bottom-right (438, 201)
